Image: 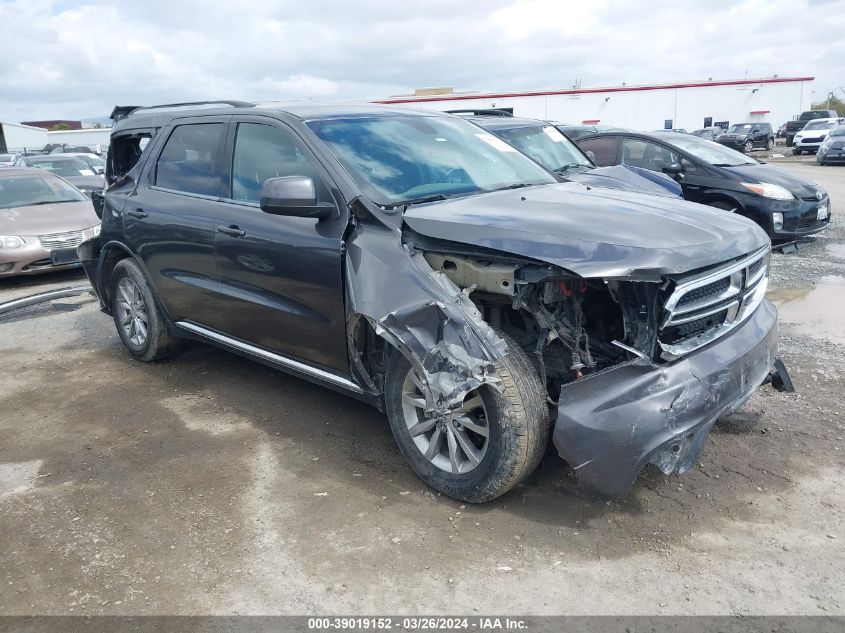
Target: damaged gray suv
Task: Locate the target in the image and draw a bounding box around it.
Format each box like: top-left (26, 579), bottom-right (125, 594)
top-left (81, 101), bottom-right (787, 503)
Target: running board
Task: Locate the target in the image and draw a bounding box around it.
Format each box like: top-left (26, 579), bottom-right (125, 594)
top-left (175, 321), bottom-right (363, 394)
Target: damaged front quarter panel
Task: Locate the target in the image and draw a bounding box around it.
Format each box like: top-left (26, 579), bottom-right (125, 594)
top-left (344, 202), bottom-right (506, 413)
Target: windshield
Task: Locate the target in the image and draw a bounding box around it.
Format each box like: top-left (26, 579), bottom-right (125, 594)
top-left (77, 155), bottom-right (105, 169)
top-left (495, 125), bottom-right (592, 172)
top-left (829, 126), bottom-right (845, 137)
top-left (803, 120), bottom-right (836, 131)
top-left (663, 134), bottom-right (755, 166)
top-left (26, 158), bottom-right (94, 177)
top-left (728, 124), bottom-right (753, 133)
top-left (0, 154), bottom-right (14, 162)
top-left (801, 111), bottom-right (830, 121)
top-left (0, 174), bottom-right (87, 208)
top-left (306, 114), bottom-right (556, 206)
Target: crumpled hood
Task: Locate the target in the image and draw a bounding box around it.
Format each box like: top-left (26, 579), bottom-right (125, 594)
top-left (403, 182), bottom-right (770, 278)
top-left (724, 163), bottom-right (826, 197)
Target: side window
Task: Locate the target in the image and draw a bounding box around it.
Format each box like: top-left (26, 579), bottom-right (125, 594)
top-left (230, 122), bottom-right (326, 204)
top-left (621, 139), bottom-right (649, 168)
top-left (578, 136), bottom-right (619, 166)
top-left (155, 123), bottom-right (224, 196)
top-left (622, 139), bottom-right (680, 171)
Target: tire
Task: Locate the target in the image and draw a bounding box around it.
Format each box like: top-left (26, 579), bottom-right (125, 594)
top-left (111, 258), bottom-right (181, 362)
top-left (743, 141), bottom-right (753, 153)
top-left (707, 200), bottom-right (738, 213)
top-left (766, 138), bottom-right (774, 150)
top-left (786, 136), bottom-right (794, 147)
top-left (383, 329), bottom-right (550, 503)
top-left (793, 148), bottom-right (802, 156)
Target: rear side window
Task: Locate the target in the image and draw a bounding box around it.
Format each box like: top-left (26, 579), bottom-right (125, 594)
top-left (578, 136), bottom-right (619, 166)
top-left (155, 123), bottom-right (224, 196)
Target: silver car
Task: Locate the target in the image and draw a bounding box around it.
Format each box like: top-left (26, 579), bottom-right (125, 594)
top-left (0, 168), bottom-right (100, 277)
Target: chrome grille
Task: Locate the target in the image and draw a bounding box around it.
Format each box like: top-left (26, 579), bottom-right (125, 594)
top-left (38, 230), bottom-right (84, 250)
top-left (659, 247), bottom-right (770, 360)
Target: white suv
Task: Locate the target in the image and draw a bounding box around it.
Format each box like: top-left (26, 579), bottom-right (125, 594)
top-left (793, 117), bottom-right (845, 155)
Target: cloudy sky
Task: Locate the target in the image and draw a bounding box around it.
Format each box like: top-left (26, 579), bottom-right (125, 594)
top-left (1, 0), bottom-right (843, 122)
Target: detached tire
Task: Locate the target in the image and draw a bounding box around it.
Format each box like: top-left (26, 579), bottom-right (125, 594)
top-left (111, 259), bottom-right (181, 362)
top-left (384, 330), bottom-right (550, 503)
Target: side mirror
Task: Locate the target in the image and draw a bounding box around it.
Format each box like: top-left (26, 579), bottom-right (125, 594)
top-left (94, 166), bottom-right (105, 175)
top-left (91, 189), bottom-right (105, 219)
top-left (662, 162), bottom-right (684, 176)
top-left (585, 150), bottom-right (596, 162)
top-left (259, 176), bottom-right (334, 220)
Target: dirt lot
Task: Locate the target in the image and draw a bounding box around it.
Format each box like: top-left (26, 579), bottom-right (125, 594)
top-left (1, 163), bottom-right (844, 616)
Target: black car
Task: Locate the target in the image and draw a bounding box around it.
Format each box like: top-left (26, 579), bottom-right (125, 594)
top-left (576, 131), bottom-right (830, 239)
top-left (13, 154), bottom-right (105, 196)
top-left (459, 113), bottom-right (682, 198)
top-left (717, 122), bottom-right (774, 153)
top-left (553, 123), bottom-right (632, 140)
top-left (80, 101), bottom-right (785, 503)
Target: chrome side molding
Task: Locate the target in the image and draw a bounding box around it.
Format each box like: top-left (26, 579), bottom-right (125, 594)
top-left (175, 320), bottom-right (364, 394)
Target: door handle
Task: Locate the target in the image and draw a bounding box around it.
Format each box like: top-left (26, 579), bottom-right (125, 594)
top-left (126, 208), bottom-right (147, 218)
top-left (217, 224), bottom-right (246, 237)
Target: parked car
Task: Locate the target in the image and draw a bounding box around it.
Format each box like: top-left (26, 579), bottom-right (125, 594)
top-left (793, 118), bottom-right (843, 155)
top-left (0, 168), bottom-right (100, 277)
top-left (656, 128), bottom-right (688, 134)
top-left (13, 155), bottom-right (105, 196)
top-left (784, 109), bottom-right (838, 146)
top-left (816, 124), bottom-right (845, 165)
top-left (553, 123), bottom-right (632, 140)
top-left (717, 122), bottom-right (774, 153)
top-left (463, 113), bottom-right (682, 198)
top-left (691, 127), bottom-right (724, 141)
top-left (0, 153), bottom-right (19, 168)
top-left (80, 101), bottom-right (785, 503)
top-left (777, 123), bottom-right (787, 138)
top-left (576, 131), bottom-right (830, 239)
top-left (60, 152), bottom-right (106, 175)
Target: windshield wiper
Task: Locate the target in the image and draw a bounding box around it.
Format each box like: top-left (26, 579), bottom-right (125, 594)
top-left (388, 193), bottom-right (449, 209)
top-left (489, 183), bottom-right (537, 192)
top-left (553, 163), bottom-right (586, 174)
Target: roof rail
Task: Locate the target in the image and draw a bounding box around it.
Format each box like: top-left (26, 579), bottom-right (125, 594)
top-left (109, 100), bottom-right (255, 122)
top-left (445, 108), bottom-right (514, 117)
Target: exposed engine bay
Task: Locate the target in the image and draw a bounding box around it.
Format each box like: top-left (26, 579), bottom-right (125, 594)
top-left (422, 251), bottom-right (655, 399)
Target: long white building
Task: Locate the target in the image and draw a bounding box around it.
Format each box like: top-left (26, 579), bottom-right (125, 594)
top-left (373, 76), bottom-right (815, 131)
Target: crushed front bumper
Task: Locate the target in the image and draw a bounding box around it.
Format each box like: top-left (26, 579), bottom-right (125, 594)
top-left (553, 299), bottom-right (779, 497)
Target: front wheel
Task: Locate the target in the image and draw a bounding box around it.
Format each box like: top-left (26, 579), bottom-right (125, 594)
top-left (793, 148), bottom-right (802, 155)
top-left (383, 330), bottom-right (550, 503)
top-left (766, 139), bottom-right (774, 150)
top-left (111, 259), bottom-right (181, 362)
top-left (743, 141), bottom-right (754, 153)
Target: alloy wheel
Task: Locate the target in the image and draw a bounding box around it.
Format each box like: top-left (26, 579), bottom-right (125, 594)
top-left (401, 370), bottom-right (490, 474)
top-left (115, 277), bottom-right (149, 347)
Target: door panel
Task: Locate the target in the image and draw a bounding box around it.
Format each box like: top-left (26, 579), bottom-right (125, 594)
top-left (123, 118), bottom-right (228, 323)
top-left (211, 119), bottom-right (349, 372)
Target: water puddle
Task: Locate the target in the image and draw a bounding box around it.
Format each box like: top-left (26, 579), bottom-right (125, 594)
top-left (768, 276), bottom-right (845, 346)
top-left (826, 243), bottom-right (845, 260)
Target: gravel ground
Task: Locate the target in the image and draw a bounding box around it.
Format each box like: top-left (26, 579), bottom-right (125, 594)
top-left (0, 163), bottom-right (843, 616)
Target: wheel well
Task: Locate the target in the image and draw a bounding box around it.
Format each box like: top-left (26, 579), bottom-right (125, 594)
top-left (99, 245), bottom-right (132, 309)
top-left (702, 194), bottom-right (743, 214)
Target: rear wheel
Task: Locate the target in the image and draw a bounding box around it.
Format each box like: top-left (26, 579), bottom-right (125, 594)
top-left (111, 259), bottom-right (181, 361)
top-left (383, 330), bottom-right (549, 503)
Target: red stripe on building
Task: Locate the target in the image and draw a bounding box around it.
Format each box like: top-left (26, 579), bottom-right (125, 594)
top-left (374, 77), bottom-right (814, 105)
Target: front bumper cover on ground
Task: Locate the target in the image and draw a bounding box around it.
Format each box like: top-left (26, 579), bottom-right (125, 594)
top-left (553, 299), bottom-right (779, 497)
